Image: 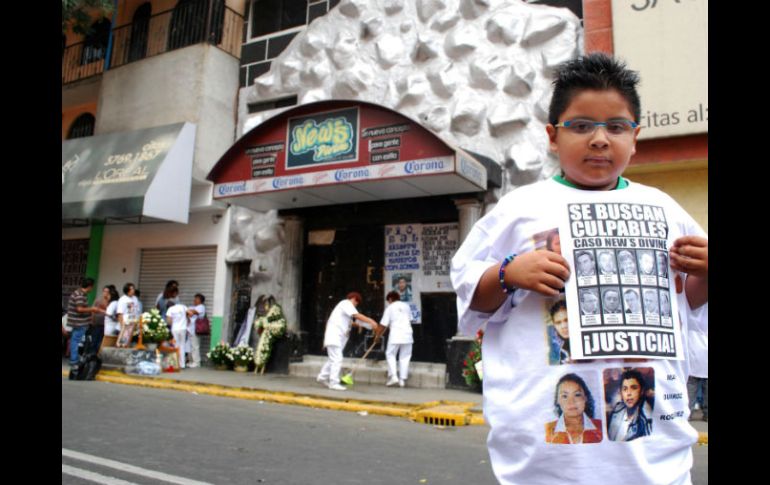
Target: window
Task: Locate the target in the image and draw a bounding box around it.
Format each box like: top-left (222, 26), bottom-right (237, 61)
top-left (168, 0), bottom-right (225, 50)
top-left (251, 0), bottom-right (307, 39)
top-left (247, 95), bottom-right (298, 114)
top-left (80, 18), bottom-right (111, 65)
top-left (68, 113), bottom-right (96, 139)
top-left (128, 3), bottom-right (151, 62)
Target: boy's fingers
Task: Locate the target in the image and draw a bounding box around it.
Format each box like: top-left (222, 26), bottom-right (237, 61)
top-left (535, 283), bottom-right (560, 297)
top-left (673, 235), bottom-right (708, 248)
top-left (541, 273), bottom-right (566, 290)
top-left (546, 261), bottom-right (571, 281)
top-left (546, 252), bottom-right (570, 268)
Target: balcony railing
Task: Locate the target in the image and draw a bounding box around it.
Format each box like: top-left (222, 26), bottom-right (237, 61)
top-left (62, 1), bottom-right (243, 85)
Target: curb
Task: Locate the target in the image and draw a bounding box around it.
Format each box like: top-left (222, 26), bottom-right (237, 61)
top-left (61, 369), bottom-right (708, 443)
top-left (62, 369), bottom-right (483, 426)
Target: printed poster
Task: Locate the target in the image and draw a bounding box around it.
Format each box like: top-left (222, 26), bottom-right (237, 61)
top-left (558, 202), bottom-right (683, 360)
top-left (384, 223), bottom-right (459, 323)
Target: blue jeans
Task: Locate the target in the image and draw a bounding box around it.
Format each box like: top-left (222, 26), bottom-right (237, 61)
top-left (69, 326), bottom-right (87, 366)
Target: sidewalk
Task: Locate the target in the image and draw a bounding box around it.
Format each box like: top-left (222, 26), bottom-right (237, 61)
top-left (61, 360), bottom-right (707, 443)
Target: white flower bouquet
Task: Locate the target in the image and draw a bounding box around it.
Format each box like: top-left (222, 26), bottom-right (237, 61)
top-left (141, 308), bottom-right (170, 343)
top-left (228, 344), bottom-right (255, 367)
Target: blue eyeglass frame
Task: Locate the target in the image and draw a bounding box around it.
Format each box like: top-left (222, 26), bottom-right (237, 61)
top-left (554, 119), bottom-right (639, 131)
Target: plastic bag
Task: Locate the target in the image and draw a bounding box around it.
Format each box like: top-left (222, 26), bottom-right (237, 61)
top-left (124, 361), bottom-right (161, 375)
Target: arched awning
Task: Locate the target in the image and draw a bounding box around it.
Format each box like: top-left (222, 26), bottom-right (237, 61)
top-left (62, 122), bottom-right (196, 224)
top-left (207, 100), bottom-right (496, 211)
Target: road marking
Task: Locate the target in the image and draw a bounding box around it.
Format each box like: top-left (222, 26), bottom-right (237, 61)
top-left (61, 464), bottom-right (139, 485)
top-left (62, 448), bottom-right (214, 485)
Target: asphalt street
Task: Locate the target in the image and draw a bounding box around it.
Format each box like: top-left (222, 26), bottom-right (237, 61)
top-left (62, 378), bottom-right (707, 484)
top-left (62, 379), bottom-right (496, 484)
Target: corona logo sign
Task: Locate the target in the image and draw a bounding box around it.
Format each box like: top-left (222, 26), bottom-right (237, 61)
top-left (286, 107), bottom-right (359, 169)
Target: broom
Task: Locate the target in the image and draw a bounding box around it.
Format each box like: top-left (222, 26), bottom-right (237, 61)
top-left (340, 334), bottom-right (381, 386)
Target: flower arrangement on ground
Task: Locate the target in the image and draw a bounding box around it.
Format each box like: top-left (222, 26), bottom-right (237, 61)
top-left (254, 300), bottom-right (287, 373)
top-left (229, 344), bottom-right (255, 368)
top-left (207, 342), bottom-right (231, 367)
top-left (463, 329), bottom-right (484, 389)
top-left (140, 308), bottom-right (170, 343)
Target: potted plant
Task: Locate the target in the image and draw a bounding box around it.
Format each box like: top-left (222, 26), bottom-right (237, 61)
top-left (462, 329), bottom-right (484, 392)
top-left (229, 344), bottom-right (255, 372)
top-left (140, 309), bottom-right (170, 350)
top-left (207, 342), bottom-right (231, 370)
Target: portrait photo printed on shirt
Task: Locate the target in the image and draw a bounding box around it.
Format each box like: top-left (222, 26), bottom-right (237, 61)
top-left (545, 295), bottom-right (571, 366)
top-left (604, 367), bottom-right (655, 442)
top-left (561, 202), bottom-right (682, 360)
top-left (545, 371), bottom-right (604, 445)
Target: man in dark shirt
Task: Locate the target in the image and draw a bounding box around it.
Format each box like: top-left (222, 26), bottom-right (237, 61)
top-left (67, 277), bottom-right (101, 368)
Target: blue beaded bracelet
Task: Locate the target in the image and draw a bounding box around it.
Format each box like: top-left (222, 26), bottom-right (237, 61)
top-left (498, 254), bottom-right (517, 294)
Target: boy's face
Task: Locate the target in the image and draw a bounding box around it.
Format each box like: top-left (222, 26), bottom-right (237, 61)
top-left (546, 89), bottom-right (640, 190)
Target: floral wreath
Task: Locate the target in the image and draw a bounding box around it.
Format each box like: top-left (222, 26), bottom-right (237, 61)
top-left (253, 297), bottom-right (287, 373)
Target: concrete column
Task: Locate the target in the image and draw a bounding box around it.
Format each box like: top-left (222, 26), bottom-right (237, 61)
top-left (454, 198), bottom-right (483, 243)
top-left (280, 215), bottom-right (304, 334)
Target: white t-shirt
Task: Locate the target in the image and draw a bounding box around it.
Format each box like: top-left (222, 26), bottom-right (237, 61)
top-left (323, 299), bottom-right (357, 348)
top-left (380, 301), bottom-right (413, 345)
top-left (105, 301), bottom-right (120, 336)
top-left (686, 303), bottom-right (708, 378)
top-left (117, 295), bottom-right (140, 322)
top-left (451, 178), bottom-right (706, 485)
top-left (187, 304), bottom-right (206, 336)
top-left (166, 304), bottom-right (189, 333)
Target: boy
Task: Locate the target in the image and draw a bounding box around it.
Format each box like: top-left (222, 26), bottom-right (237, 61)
top-left (451, 53), bottom-right (707, 485)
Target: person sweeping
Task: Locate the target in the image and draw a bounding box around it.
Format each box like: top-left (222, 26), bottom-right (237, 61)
top-left (379, 291), bottom-right (414, 388)
top-left (316, 292), bottom-right (380, 391)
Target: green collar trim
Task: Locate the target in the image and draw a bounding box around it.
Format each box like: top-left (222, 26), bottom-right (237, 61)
top-left (553, 174), bottom-right (629, 190)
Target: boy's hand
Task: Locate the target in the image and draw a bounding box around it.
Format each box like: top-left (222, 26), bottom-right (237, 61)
top-left (505, 251), bottom-right (571, 297)
top-left (669, 236), bottom-right (708, 278)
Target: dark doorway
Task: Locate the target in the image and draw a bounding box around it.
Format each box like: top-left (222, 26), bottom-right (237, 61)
top-left (301, 225), bottom-right (385, 357)
top-left (412, 293), bottom-right (458, 363)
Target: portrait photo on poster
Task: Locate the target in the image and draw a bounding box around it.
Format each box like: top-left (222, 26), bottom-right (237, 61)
top-left (601, 287), bottom-right (624, 325)
top-left (597, 249), bottom-right (619, 285)
top-left (545, 371), bottom-right (603, 445)
top-left (656, 250), bottom-right (670, 286)
top-left (574, 249), bottom-right (598, 287)
top-left (642, 288), bottom-right (661, 326)
top-left (604, 367), bottom-right (655, 442)
top-left (392, 273), bottom-right (413, 302)
top-left (617, 249), bottom-right (640, 286)
top-left (578, 288), bottom-right (601, 326)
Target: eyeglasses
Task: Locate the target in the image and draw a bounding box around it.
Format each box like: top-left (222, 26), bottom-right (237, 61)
top-left (554, 119), bottom-right (639, 136)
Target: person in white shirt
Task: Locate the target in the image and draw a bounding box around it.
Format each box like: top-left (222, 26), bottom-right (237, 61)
top-left (166, 292), bottom-right (189, 369)
top-left (185, 293), bottom-right (206, 368)
top-left (104, 286), bottom-right (121, 337)
top-left (116, 283), bottom-right (140, 341)
top-left (379, 291), bottom-right (414, 387)
top-left (317, 291), bottom-right (380, 391)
